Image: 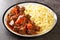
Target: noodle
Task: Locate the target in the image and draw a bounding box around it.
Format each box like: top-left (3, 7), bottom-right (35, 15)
top-left (24, 4), bottom-right (55, 33)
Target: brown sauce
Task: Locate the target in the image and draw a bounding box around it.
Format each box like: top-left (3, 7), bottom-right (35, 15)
top-left (6, 5), bottom-right (40, 35)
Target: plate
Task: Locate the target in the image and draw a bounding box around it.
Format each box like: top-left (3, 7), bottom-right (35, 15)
top-left (2, 1), bottom-right (57, 37)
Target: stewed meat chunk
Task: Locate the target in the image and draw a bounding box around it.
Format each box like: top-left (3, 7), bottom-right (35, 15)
top-left (6, 5), bottom-right (40, 35)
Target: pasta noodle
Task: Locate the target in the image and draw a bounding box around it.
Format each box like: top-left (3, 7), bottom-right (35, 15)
top-left (24, 4), bottom-right (55, 33)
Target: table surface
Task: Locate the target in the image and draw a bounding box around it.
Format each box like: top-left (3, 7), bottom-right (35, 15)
top-left (0, 0), bottom-right (60, 40)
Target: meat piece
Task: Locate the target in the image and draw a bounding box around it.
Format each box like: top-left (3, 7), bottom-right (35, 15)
top-left (26, 15), bottom-right (31, 20)
top-left (11, 14), bottom-right (19, 21)
top-left (10, 5), bottom-right (20, 14)
top-left (15, 15), bottom-right (26, 24)
top-left (33, 26), bottom-right (40, 31)
top-left (13, 26), bottom-right (20, 32)
top-left (6, 15), bottom-right (12, 23)
top-left (14, 23), bottom-right (20, 27)
top-left (8, 13), bottom-right (14, 17)
top-left (27, 29), bottom-right (36, 35)
top-left (19, 26), bottom-right (26, 34)
top-left (20, 7), bottom-right (25, 15)
top-left (20, 7), bottom-right (25, 12)
top-left (13, 24), bottom-right (27, 34)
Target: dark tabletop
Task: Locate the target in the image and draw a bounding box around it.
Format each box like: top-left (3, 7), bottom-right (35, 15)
top-left (0, 0), bottom-right (60, 40)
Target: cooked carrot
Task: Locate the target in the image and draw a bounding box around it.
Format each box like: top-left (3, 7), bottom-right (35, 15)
top-left (15, 15), bottom-right (26, 24)
top-left (27, 23), bottom-right (33, 29)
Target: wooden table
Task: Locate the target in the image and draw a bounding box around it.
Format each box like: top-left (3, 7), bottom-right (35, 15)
top-left (0, 0), bottom-right (60, 40)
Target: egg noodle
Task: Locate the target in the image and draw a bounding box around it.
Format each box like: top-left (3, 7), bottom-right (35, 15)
top-left (23, 4), bottom-right (55, 34)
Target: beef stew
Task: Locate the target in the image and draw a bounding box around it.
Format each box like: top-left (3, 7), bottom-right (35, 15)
top-left (6, 5), bottom-right (40, 35)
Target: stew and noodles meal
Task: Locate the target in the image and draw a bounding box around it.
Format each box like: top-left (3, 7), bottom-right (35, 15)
top-left (5, 3), bottom-right (55, 35)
